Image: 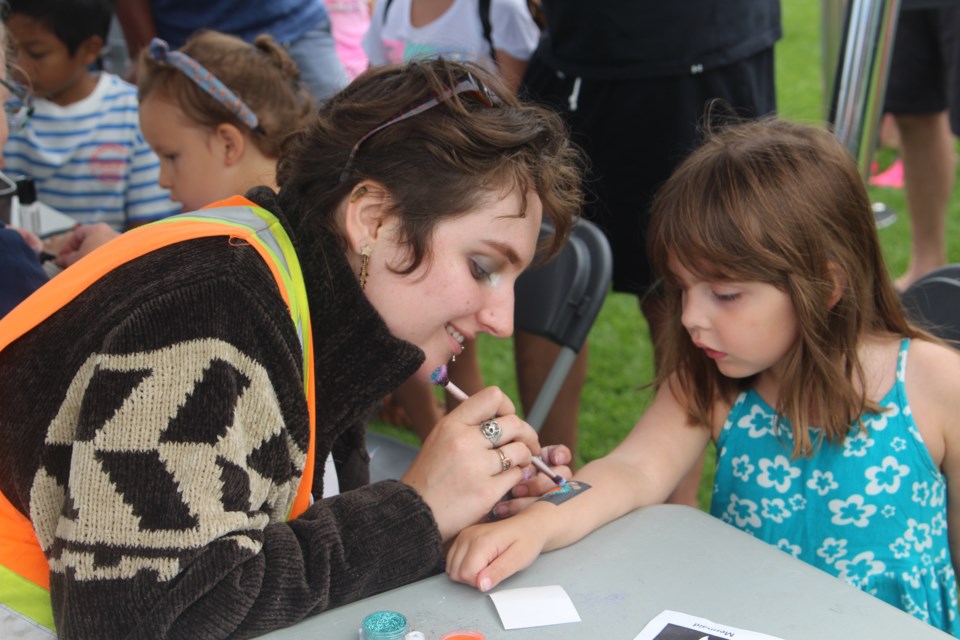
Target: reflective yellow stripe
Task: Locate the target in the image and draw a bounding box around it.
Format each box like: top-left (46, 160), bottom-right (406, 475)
top-left (0, 565), bottom-right (54, 632)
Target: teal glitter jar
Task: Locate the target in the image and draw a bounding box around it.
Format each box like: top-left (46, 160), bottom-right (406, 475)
top-left (359, 610), bottom-right (410, 640)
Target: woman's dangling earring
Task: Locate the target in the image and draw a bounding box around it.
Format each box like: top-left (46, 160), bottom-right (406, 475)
top-left (359, 246), bottom-right (371, 290)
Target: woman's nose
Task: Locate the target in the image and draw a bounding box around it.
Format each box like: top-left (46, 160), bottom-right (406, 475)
top-left (478, 290), bottom-right (515, 338)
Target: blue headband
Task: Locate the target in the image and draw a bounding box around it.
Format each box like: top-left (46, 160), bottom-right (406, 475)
top-left (147, 37), bottom-right (264, 134)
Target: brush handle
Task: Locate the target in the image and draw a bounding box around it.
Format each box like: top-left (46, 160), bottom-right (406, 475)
top-left (531, 455), bottom-right (566, 486)
top-left (443, 381), bottom-right (469, 403)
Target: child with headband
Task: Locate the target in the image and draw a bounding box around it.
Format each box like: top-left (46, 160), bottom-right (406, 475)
top-left (447, 118), bottom-right (960, 636)
top-left (136, 31), bottom-right (315, 212)
top-left (55, 30), bottom-right (317, 267)
top-left (3, 0), bottom-right (179, 230)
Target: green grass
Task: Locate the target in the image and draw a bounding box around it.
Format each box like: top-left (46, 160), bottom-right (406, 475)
top-left (372, 0), bottom-right (960, 511)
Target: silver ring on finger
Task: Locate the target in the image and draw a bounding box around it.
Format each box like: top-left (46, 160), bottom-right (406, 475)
top-left (495, 447), bottom-right (511, 472)
top-left (480, 418), bottom-right (501, 446)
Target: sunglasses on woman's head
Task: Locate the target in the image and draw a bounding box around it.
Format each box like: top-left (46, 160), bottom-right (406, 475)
top-left (339, 72), bottom-right (500, 184)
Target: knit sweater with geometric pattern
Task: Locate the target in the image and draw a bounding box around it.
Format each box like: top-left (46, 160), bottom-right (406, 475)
top-left (0, 187), bottom-right (442, 639)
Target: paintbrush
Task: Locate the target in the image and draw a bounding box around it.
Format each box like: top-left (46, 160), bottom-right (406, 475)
top-left (430, 364), bottom-right (469, 402)
top-left (430, 365), bottom-right (565, 486)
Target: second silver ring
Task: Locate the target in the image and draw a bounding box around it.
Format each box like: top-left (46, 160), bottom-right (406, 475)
top-left (480, 418), bottom-right (501, 446)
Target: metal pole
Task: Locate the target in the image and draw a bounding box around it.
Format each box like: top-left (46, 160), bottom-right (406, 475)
top-left (826, 0), bottom-right (901, 179)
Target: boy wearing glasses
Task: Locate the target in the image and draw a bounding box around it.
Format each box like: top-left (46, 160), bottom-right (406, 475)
top-left (3, 0), bottom-right (179, 232)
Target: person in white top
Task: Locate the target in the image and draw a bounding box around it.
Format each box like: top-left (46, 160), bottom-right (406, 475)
top-left (363, 0), bottom-right (540, 94)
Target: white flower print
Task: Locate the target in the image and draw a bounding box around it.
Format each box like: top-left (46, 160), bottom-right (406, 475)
top-left (731, 454), bottom-right (755, 482)
top-left (890, 537), bottom-right (911, 559)
top-left (737, 405), bottom-right (777, 438)
top-left (902, 565), bottom-right (926, 589)
top-left (776, 539), bottom-right (801, 558)
top-left (890, 436), bottom-right (907, 452)
top-left (789, 494), bottom-right (807, 511)
top-left (829, 495), bottom-right (877, 527)
top-left (757, 455), bottom-right (800, 493)
top-left (835, 551), bottom-right (886, 588)
top-left (905, 518), bottom-right (934, 552)
top-left (842, 430), bottom-right (875, 458)
top-left (761, 497), bottom-right (791, 523)
top-left (931, 481), bottom-right (946, 508)
top-left (932, 512), bottom-right (947, 537)
top-left (817, 537), bottom-right (847, 564)
top-left (865, 455), bottom-right (910, 495)
top-left (902, 593), bottom-right (931, 623)
top-left (863, 403), bottom-right (898, 432)
top-left (806, 469), bottom-right (839, 496)
top-left (911, 481), bottom-right (930, 506)
top-left (725, 494), bottom-right (761, 529)
top-left (881, 504), bottom-right (896, 518)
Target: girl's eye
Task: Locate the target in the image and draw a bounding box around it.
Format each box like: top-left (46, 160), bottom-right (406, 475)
top-left (163, 153), bottom-right (178, 162)
top-left (713, 291), bottom-right (741, 302)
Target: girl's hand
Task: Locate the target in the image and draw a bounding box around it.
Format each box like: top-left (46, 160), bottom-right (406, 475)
top-left (446, 516), bottom-right (546, 592)
top-left (491, 444), bottom-right (573, 519)
top-left (401, 386), bottom-right (541, 542)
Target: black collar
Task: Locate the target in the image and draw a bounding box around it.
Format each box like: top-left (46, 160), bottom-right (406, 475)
top-left (246, 186), bottom-right (424, 433)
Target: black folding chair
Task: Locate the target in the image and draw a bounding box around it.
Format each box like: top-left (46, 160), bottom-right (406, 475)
top-left (900, 264), bottom-right (960, 345)
top-left (513, 217), bottom-right (612, 430)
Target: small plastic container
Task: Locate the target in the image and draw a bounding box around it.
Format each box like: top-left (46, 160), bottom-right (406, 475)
top-left (359, 611), bottom-right (410, 640)
top-left (439, 631), bottom-right (485, 640)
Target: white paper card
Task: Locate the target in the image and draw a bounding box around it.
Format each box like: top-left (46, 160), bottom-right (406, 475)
top-left (488, 585), bottom-right (581, 630)
top-left (633, 610), bottom-right (784, 640)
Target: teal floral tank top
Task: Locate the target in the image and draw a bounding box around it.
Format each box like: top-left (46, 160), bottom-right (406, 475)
top-left (710, 339), bottom-right (960, 636)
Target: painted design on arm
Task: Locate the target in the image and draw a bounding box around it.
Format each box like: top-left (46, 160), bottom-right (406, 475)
top-left (536, 480), bottom-right (591, 506)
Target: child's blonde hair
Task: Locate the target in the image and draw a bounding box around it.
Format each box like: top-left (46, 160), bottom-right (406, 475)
top-left (137, 30), bottom-right (315, 158)
top-left (649, 117), bottom-right (927, 456)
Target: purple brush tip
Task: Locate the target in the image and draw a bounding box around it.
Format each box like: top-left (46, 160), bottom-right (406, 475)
top-left (430, 365), bottom-right (449, 386)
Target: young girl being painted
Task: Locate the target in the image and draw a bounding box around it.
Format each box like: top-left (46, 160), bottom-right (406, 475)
top-left (56, 29), bottom-right (316, 266)
top-left (446, 118), bottom-right (960, 635)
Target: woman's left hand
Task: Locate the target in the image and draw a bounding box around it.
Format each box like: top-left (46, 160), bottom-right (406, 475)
top-left (401, 386), bottom-right (540, 542)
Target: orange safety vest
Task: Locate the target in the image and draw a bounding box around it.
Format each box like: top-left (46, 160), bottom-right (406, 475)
top-left (0, 196), bottom-right (316, 638)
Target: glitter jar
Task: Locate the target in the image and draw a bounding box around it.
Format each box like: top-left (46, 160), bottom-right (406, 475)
top-left (359, 611), bottom-right (410, 640)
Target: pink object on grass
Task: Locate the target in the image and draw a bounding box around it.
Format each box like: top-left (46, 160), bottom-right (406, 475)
top-left (869, 158), bottom-right (904, 189)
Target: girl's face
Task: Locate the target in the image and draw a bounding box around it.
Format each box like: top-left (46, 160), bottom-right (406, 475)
top-left (670, 256), bottom-right (799, 381)
top-left (363, 187), bottom-right (543, 380)
top-left (139, 94), bottom-right (235, 211)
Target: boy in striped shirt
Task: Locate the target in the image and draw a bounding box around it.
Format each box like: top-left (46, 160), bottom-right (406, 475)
top-left (4, 0), bottom-right (180, 231)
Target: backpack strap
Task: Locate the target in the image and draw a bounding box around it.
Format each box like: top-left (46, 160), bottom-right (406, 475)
top-left (479, 0), bottom-right (494, 56)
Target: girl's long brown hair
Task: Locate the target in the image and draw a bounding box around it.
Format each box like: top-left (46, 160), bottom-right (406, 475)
top-left (649, 118), bottom-right (925, 456)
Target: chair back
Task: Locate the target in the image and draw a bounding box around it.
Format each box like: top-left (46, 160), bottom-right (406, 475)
top-left (513, 217), bottom-right (612, 430)
top-left (514, 218), bottom-right (612, 352)
top-left (900, 264), bottom-right (960, 345)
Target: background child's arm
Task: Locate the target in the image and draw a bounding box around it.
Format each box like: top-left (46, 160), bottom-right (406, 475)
top-left (446, 377), bottom-right (712, 591)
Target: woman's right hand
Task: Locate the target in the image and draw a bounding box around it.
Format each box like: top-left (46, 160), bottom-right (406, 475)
top-left (400, 386), bottom-right (540, 542)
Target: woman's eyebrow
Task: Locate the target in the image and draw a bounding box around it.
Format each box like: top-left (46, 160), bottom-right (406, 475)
top-left (482, 240), bottom-right (520, 265)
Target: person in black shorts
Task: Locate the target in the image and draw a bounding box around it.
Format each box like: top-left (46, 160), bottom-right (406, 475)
top-left (516, 0), bottom-right (781, 504)
top-left (883, 3), bottom-right (960, 290)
